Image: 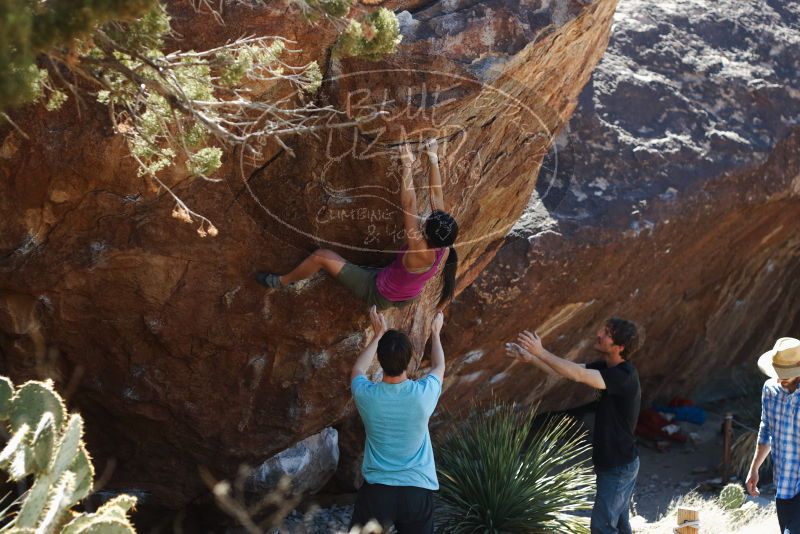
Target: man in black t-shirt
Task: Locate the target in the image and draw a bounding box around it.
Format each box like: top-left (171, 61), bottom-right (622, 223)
top-left (507, 318), bottom-right (642, 534)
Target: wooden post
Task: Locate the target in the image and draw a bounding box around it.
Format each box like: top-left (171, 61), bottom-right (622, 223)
top-left (722, 412), bottom-right (733, 480)
top-left (676, 508), bottom-right (699, 533)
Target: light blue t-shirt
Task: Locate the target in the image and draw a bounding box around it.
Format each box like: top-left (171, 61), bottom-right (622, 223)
top-left (351, 374), bottom-right (442, 490)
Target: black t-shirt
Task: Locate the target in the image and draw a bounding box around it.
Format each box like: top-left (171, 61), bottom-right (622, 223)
top-left (586, 360), bottom-right (641, 471)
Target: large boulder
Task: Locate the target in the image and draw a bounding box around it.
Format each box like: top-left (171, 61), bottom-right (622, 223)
top-left (441, 0), bottom-right (800, 415)
top-left (0, 0), bottom-right (618, 506)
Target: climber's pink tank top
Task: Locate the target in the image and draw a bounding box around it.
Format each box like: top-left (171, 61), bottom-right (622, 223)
top-left (376, 246), bottom-right (446, 302)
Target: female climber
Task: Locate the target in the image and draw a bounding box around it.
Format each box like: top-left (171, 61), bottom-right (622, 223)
top-left (255, 138), bottom-right (459, 310)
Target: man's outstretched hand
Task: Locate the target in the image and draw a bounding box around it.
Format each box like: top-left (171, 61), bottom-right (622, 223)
top-left (369, 305), bottom-right (388, 338)
top-left (431, 311), bottom-right (444, 337)
top-left (518, 330), bottom-right (545, 357)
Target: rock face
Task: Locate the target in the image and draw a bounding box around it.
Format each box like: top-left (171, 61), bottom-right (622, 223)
top-left (441, 0), bottom-right (800, 416)
top-left (0, 0), bottom-right (617, 506)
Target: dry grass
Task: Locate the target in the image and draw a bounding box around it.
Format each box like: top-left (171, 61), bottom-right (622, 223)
top-left (635, 492), bottom-right (776, 533)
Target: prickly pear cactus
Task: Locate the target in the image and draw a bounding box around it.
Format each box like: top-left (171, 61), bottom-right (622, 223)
top-left (719, 482), bottom-right (746, 510)
top-left (0, 377), bottom-right (138, 533)
top-left (0, 376), bottom-right (13, 420)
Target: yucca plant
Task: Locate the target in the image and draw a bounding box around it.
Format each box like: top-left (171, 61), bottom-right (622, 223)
top-left (435, 403), bottom-right (594, 533)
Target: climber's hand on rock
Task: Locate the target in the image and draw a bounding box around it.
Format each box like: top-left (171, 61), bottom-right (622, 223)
top-left (399, 143), bottom-right (415, 167)
top-left (369, 305), bottom-right (388, 337)
top-left (518, 331), bottom-right (544, 357)
top-left (505, 342), bottom-right (534, 363)
top-left (424, 137), bottom-right (439, 158)
top-left (431, 311), bottom-right (444, 337)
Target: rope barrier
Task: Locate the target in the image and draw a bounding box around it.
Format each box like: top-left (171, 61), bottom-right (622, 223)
top-left (703, 409), bottom-right (758, 433)
top-left (673, 519), bottom-right (700, 533)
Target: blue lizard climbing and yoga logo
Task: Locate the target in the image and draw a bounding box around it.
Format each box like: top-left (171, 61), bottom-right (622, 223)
top-left (240, 68), bottom-right (567, 254)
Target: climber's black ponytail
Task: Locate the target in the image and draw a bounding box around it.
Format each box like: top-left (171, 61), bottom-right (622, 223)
top-left (439, 246), bottom-right (458, 307)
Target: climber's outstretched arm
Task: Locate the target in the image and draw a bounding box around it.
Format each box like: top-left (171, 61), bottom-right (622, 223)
top-left (424, 138), bottom-right (445, 212)
top-left (399, 144), bottom-right (427, 252)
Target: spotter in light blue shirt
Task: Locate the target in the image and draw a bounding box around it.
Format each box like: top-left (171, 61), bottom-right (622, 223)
top-left (351, 373), bottom-right (442, 490)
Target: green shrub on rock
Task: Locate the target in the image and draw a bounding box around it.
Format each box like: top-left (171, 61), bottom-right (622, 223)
top-left (1, 0), bottom-right (400, 236)
top-left (0, 376), bottom-right (138, 533)
top-left (307, 0), bottom-right (354, 18)
top-left (336, 8), bottom-right (401, 60)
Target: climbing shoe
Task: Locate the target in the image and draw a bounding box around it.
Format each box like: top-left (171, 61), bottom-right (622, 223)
top-left (255, 272), bottom-right (282, 288)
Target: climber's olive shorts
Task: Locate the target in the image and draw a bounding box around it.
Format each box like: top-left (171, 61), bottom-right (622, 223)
top-left (337, 263), bottom-right (409, 311)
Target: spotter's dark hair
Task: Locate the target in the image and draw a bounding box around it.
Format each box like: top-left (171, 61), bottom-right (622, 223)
top-left (606, 317), bottom-right (641, 359)
top-left (377, 329), bottom-right (413, 377)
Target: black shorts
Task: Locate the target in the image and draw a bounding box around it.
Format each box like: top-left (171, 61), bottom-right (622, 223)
top-left (349, 481), bottom-right (434, 534)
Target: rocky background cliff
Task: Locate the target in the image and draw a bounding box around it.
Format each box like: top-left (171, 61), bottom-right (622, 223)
top-left (441, 0), bottom-right (800, 417)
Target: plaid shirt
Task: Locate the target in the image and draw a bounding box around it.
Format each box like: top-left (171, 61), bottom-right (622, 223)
top-left (757, 378), bottom-right (800, 499)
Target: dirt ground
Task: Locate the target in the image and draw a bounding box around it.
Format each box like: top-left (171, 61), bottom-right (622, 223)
top-left (632, 411), bottom-right (727, 521)
top-left (567, 401), bottom-right (779, 533)
top-left (627, 411), bottom-right (778, 531)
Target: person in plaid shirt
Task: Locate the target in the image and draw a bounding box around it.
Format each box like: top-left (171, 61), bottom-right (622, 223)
top-left (748, 337), bottom-right (800, 534)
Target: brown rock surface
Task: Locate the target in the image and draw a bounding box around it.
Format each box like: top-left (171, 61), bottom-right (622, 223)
top-left (441, 0), bottom-right (800, 417)
top-left (0, 0), bottom-right (617, 506)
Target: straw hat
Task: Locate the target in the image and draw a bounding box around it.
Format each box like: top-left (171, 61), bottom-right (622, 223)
top-left (758, 338), bottom-right (800, 380)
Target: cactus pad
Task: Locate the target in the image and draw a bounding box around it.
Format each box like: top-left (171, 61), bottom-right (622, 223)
top-left (1, 376), bottom-right (135, 532)
top-left (0, 376), bottom-right (13, 420)
top-left (69, 444), bottom-right (95, 504)
top-left (0, 422), bottom-right (29, 469)
top-left (97, 495), bottom-right (138, 519)
top-left (9, 381), bottom-right (66, 433)
top-left (51, 414), bottom-right (82, 478)
top-left (30, 412), bottom-right (56, 474)
top-left (38, 470), bottom-right (77, 532)
top-left (16, 476), bottom-right (52, 528)
top-left (63, 517), bottom-right (136, 534)
top-left (719, 482), bottom-right (745, 510)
